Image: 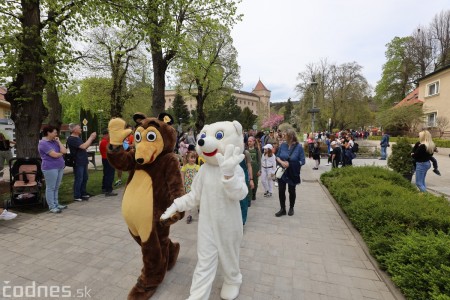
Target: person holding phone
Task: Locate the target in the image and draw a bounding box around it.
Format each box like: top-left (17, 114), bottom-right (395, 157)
top-left (38, 125), bottom-right (68, 213)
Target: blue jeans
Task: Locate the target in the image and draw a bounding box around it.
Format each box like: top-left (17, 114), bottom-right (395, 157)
top-left (42, 168), bottom-right (64, 209)
top-left (380, 146), bottom-right (387, 159)
top-left (415, 161), bottom-right (431, 192)
top-left (102, 158), bottom-right (115, 193)
top-left (74, 164), bottom-right (88, 198)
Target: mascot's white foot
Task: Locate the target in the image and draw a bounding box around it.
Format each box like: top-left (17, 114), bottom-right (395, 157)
top-left (220, 282), bottom-right (240, 300)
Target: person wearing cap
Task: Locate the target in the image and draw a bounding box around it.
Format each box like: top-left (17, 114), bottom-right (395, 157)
top-left (331, 141), bottom-right (342, 168)
top-left (261, 144), bottom-right (276, 197)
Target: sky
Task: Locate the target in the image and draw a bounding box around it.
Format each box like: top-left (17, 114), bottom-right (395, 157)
top-left (231, 0), bottom-right (450, 103)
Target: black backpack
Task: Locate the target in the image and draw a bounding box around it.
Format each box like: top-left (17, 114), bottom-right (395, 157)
top-left (352, 142), bottom-right (359, 153)
top-left (64, 139), bottom-right (76, 168)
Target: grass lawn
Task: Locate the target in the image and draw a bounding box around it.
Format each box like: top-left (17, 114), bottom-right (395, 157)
top-left (2, 168), bottom-right (128, 213)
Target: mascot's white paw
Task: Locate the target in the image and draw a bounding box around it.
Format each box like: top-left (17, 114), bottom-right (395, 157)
top-left (216, 144), bottom-right (244, 177)
top-left (220, 282), bottom-right (240, 300)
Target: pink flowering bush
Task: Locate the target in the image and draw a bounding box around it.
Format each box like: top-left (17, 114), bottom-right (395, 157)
top-left (262, 114), bottom-right (284, 129)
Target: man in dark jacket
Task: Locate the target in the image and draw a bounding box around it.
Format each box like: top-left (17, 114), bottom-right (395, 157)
top-left (380, 131), bottom-right (390, 160)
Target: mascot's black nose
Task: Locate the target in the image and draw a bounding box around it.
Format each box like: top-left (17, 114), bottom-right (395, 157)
top-left (136, 158), bottom-right (144, 164)
top-left (198, 139), bottom-right (205, 146)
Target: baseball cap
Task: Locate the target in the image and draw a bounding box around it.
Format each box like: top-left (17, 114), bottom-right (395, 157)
top-left (263, 144), bottom-right (273, 150)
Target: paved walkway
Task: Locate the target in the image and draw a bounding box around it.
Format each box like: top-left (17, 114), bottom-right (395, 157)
top-left (0, 154), bottom-right (408, 300)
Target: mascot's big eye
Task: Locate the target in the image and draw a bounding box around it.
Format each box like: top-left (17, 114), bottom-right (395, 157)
top-left (146, 131), bottom-right (157, 141)
top-left (135, 131), bottom-right (142, 143)
top-left (200, 132), bottom-right (206, 139)
top-left (215, 131), bottom-right (224, 140)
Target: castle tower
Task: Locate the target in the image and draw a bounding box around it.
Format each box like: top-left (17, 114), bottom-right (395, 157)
top-left (252, 79), bottom-right (271, 120)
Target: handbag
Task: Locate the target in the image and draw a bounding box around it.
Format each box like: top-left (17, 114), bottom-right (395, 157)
top-left (275, 166), bottom-right (285, 179)
top-left (64, 139), bottom-right (76, 168)
top-left (275, 143), bottom-right (299, 179)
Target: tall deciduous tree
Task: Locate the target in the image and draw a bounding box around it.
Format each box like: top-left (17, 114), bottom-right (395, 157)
top-left (295, 60), bottom-right (372, 131)
top-left (0, 0), bottom-right (98, 156)
top-left (175, 24), bottom-right (241, 132)
top-left (374, 37), bottom-right (418, 108)
top-left (87, 27), bottom-right (142, 117)
top-left (430, 10), bottom-right (450, 68)
top-left (105, 0), bottom-right (241, 117)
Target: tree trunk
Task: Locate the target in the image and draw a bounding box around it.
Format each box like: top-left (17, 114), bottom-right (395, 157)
top-left (195, 85), bottom-right (206, 132)
top-left (151, 50), bottom-right (168, 117)
top-left (47, 83), bottom-right (62, 129)
top-left (5, 0), bottom-right (47, 158)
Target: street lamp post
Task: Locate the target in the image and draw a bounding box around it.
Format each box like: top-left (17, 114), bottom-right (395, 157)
top-left (308, 75), bottom-right (319, 133)
top-left (97, 109), bottom-right (104, 135)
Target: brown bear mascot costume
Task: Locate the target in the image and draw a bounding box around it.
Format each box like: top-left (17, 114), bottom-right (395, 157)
top-left (107, 113), bottom-right (184, 300)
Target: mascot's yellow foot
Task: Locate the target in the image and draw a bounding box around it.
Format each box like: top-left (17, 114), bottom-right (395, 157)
top-left (167, 242), bottom-right (180, 271)
top-left (220, 282), bottom-right (240, 300)
top-left (127, 281), bottom-right (157, 300)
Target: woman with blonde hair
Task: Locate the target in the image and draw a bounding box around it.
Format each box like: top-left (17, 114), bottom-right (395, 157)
top-left (411, 130), bottom-right (435, 192)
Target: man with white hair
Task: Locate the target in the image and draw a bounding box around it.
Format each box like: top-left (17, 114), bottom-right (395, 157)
top-left (67, 123), bottom-right (97, 201)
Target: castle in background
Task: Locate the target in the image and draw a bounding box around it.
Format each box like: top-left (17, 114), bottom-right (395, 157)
top-left (165, 80), bottom-right (271, 120)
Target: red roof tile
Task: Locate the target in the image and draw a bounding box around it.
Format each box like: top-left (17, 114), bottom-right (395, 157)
top-left (394, 88), bottom-right (423, 107)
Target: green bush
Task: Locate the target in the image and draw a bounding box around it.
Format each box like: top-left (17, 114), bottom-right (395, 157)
top-left (385, 231), bottom-right (450, 300)
top-left (388, 137), bottom-right (415, 175)
top-left (321, 166), bottom-right (450, 299)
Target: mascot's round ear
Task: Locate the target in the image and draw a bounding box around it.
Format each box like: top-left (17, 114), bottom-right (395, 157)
top-left (133, 112), bottom-right (146, 126)
top-left (158, 112), bottom-right (174, 125)
top-left (232, 120), bottom-right (243, 135)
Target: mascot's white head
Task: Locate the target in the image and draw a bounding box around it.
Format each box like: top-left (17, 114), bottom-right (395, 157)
top-left (196, 121), bottom-right (244, 166)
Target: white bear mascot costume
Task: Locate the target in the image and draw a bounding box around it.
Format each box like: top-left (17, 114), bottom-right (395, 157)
top-left (161, 120), bottom-right (248, 300)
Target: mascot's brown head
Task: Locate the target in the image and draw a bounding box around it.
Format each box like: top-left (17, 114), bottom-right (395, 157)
top-left (132, 112), bottom-right (176, 165)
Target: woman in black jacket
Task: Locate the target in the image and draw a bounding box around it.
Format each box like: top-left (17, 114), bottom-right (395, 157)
top-left (411, 130), bottom-right (434, 192)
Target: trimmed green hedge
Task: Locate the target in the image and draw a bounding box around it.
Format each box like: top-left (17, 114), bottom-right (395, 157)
top-left (321, 167), bottom-right (450, 300)
top-left (368, 136), bottom-right (450, 148)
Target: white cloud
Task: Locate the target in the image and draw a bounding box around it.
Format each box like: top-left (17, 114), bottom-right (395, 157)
top-left (231, 0), bottom-right (449, 102)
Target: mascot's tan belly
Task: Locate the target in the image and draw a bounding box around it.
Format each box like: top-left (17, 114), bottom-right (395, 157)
top-left (122, 170), bottom-right (153, 242)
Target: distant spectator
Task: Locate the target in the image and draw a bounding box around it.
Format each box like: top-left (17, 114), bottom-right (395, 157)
top-left (67, 123), bottom-right (96, 202)
top-left (100, 130), bottom-right (117, 197)
top-left (331, 141), bottom-right (341, 168)
top-left (380, 131), bottom-right (390, 160)
top-left (0, 132), bottom-right (15, 181)
top-left (38, 125), bottom-right (68, 213)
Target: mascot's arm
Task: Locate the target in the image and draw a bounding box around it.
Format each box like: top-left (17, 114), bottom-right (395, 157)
top-left (107, 148), bottom-right (136, 171)
top-left (161, 168), bottom-right (202, 222)
top-left (106, 118), bottom-right (135, 171)
top-left (222, 165), bottom-right (248, 201)
top-left (165, 154), bottom-right (185, 201)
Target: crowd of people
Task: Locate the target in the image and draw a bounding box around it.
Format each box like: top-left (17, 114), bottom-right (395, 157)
top-left (0, 122), bottom-right (445, 221)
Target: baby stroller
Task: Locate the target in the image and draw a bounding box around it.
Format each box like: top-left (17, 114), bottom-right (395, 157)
top-left (5, 157), bottom-right (46, 209)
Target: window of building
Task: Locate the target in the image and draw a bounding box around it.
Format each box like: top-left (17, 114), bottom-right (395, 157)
top-left (427, 112), bottom-right (437, 127)
top-left (427, 81), bottom-right (439, 97)
top-left (4, 110), bottom-right (11, 119)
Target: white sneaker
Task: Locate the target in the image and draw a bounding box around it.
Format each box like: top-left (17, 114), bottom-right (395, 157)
top-left (274, 182), bottom-right (278, 187)
top-left (325, 163), bottom-right (330, 166)
top-left (0, 209), bottom-right (17, 220)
